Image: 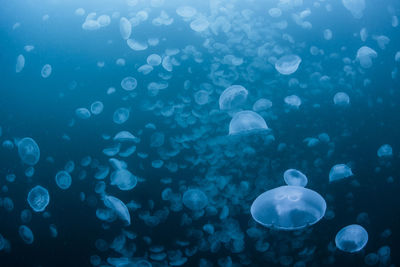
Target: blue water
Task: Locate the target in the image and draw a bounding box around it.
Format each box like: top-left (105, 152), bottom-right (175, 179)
top-left (0, 0), bottom-right (400, 266)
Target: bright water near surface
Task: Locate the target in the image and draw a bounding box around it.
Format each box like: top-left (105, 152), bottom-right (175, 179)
top-left (0, 0), bottom-right (400, 266)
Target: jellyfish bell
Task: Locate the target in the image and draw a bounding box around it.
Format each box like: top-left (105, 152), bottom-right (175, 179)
top-left (228, 110), bottom-right (269, 136)
top-left (219, 85), bottom-right (248, 112)
top-left (283, 169), bottom-right (308, 187)
top-left (250, 186), bottom-right (326, 230)
top-left (335, 224), bottom-right (368, 253)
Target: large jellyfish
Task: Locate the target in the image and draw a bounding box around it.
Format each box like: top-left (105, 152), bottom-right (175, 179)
top-left (356, 46), bottom-right (377, 68)
top-left (250, 186), bottom-right (326, 230)
top-left (17, 137), bottom-right (40, 166)
top-left (27, 185), bottom-right (50, 212)
top-left (182, 189), bottom-right (208, 211)
top-left (228, 111), bottom-right (268, 135)
top-left (219, 85), bottom-right (248, 111)
top-left (283, 169), bottom-right (308, 187)
top-left (103, 195), bottom-right (131, 225)
top-left (335, 224), bottom-right (368, 253)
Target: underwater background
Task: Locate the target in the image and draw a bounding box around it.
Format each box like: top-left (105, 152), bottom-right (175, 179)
top-left (0, 0), bottom-right (400, 266)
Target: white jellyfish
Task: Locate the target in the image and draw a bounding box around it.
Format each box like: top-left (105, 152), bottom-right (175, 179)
top-left (41, 64), bottom-right (52, 78)
top-left (110, 169), bottom-right (138, 191)
top-left (333, 92), bottom-right (350, 106)
top-left (356, 46), bottom-right (377, 68)
top-left (18, 137), bottom-right (40, 166)
top-left (121, 76), bottom-right (137, 91)
top-left (182, 189), bottom-right (208, 211)
top-left (329, 164), bottom-right (353, 182)
top-left (284, 95), bottom-right (302, 109)
top-left (283, 169), bottom-right (308, 187)
top-left (342, 0), bottom-right (365, 19)
top-left (377, 144), bottom-right (393, 158)
top-left (16, 54), bottom-right (25, 73)
top-left (119, 17), bottom-right (132, 40)
top-left (190, 18), bottom-right (209, 32)
top-left (219, 85), bottom-right (248, 111)
top-left (251, 186), bottom-right (326, 230)
top-left (335, 224), bottom-right (368, 253)
top-left (55, 170), bottom-right (72, 190)
top-left (113, 108), bottom-right (130, 124)
top-left (229, 111), bottom-right (268, 135)
top-left (27, 185), bottom-right (50, 212)
top-left (275, 55), bottom-right (302, 75)
top-left (176, 6), bottom-right (197, 18)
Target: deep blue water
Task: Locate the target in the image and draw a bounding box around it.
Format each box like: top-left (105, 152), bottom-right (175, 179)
top-left (0, 0), bottom-right (400, 266)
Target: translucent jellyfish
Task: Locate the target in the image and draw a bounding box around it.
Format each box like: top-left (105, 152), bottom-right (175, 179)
top-left (356, 46), bottom-right (377, 68)
top-left (113, 108), bottom-right (130, 124)
top-left (55, 170), bottom-right (72, 190)
top-left (127, 39), bottom-right (148, 51)
top-left (17, 137), bottom-right (40, 165)
top-left (75, 108), bottom-right (91, 119)
top-left (27, 185), bottom-right (50, 212)
top-left (333, 92), bottom-right (350, 106)
top-left (190, 18), bottom-right (209, 32)
top-left (219, 85), bottom-right (248, 111)
top-left (250, 186), bottom-right (326, 230)
top-left (342, 0), bottom-right (365, 19)
top-left (377, 144), bottom-right (393, 158)
top-left (283, 169), bottom-right (308, 187)
top-left (364, 253), bottom-right (379, 266)
top-left (103, 195), bottom-right (131, 225)
top-left (41, 64), bottom-right (52, 78)
top-left (252, 98), bottom-right (272, 112)
top-left (275, 55), bottom-right (302, 75)
top-left (284, 95), bottom-right (302, 109)
top-left (110, 169), bottom-right (138, 190)
top-left (146, 54), bottom-right (162, 66)
top-left (194, 90), bottom-right (210, 105)
top-left (176, 6), bottom-right (197, 18)
top-left (121, 76), bottom-right (137, 91)
top-left (229, 111), bottom-right (268, 135)
top-left (97, 15), bottom-right (111, 27)
top-left (268, 8), bottom-right (282, 18)
top-left (335, 224), bottom-right (368, 253)
top-left (323, 29), bottom-right (333, 40)
top-left (329, 164), bottom-right (353, 182)
top-left (119, 17), bottom-right (132, 40)
top-left (74, 8), bottom-right (85, 16)
top-left (182, 189), bottom-right (208, 211)
top-left (113, 131), bottom-right (140, 143)
top-left (19, 225), bottom-right (34, 244)
top-left (90, 101), bottom-right (104, 115)
top-left (16, 54), bottom-right (25, 73)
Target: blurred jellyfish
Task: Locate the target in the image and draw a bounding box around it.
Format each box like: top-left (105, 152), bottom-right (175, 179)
top-left (219, 85), bottom-right (248, 111)
top-left (19, 225), bottom-right (34, 244)
top-left (121, 76), bottom-right (137, 91)
top-left (18, 137), bottom-right (40, 166)
top-left (377, 144), bottom-right (393, 158)
top-left (275, 55), bottom-right (301, 75)
top-left (27, 185), bottom-right (50, 212)
top-left (90, 101), bottom-right (104, 115)
top-left (41, 64), bottom-right (52, 78)
top-left (329, 164), bottom-right (353, 182)
top-left (113, 108), bottom-right (130, 124)
top-left (182, 189), bottom-right (208, 211)
top-left (229, 111), bottom-right (268, 135)
top-left (342, 0), bottom-right (365, 19)
top-left (16, 54), bottom-right (25, 73)
top-left (356, 46), bottom-right (377, 68)
top-left (283, 169), bottom-right (308, 187)
top-left (335, 224), bottom-right (368, 253)
top-left (110, 169), bottom-right (138, 191)
top-left (119, 17), bottom-right (132, 40)
top-left (333, 92), bottom-right (350, 106)
top-left (250, 186), bottom-right (326, 230)
top-left (55, 171), bottom-right (72, 190)
top-left (103, 195), bottom-right (131, 225)
top-left (284, 95), bottom-right (302, 109)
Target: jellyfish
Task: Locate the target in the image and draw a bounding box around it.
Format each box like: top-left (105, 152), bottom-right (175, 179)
top-left (103, 195), bottom-right (131, 225)
top-left (377, 144), bottom-right (393, 158)
top-left (113, 108), bottom-right (130, 124)
top-left (90, 101), bottom-right (104, 115)
top-left (16, 54), bottom-right (25, 73)
top-left (55, 170), bottom-right (72, 190)
top-left (110, 169), bottom-right (138, 191)
top-left (41, 64), bottom-right (52, 78)
top-left (190, 18), bottom-right (209, 32)
top-left (250, 186), bottom-right (326, 230)
top-left (176, 6), bottom-right (197, 18)
top-left (342, 0), bottom-right (365, 19)
top-left (335, 224), bottom-right (368, 253)
top-left (17, 137), bottom-right (40, 166)
top-left (27, 185), bottom-right (50, 212)
top-left (75, 108), bottom-right (91, 119)
top-left (333, 92), bottom-right (350, 106)
top-left (121, 76), bottom-right (137, 91)
top-left (275, 55), bottom-right (301, 75)
top-left (219, 85), bottom-right (248, 111)
top-left (284, 95), bottom-right (302, 109)
top-left (182, 189), bottom-right (208, 211)
top-left (119, 17), bottom-right (132, 40)
top-left (147, 54), bottom-right (162, 66)
top-left (356, 46), bottom-right (377, 68)
top-left (283, 169), bottom-right (308, 187)
top-left (329, 164), bottom-right (353, 182)
top-left (19, 225), bottom-right (34, 244)
top-left (228, 110), bottom-right (268, 135)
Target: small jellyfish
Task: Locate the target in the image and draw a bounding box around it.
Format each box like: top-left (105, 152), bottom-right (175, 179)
top-left (182, 189), bottom-right (208, 211)
top-left (356, 46), bottom-right (377, 68)
top-left (90, 101), bottom-right (104, 115)
top-left (19, 225), bottom-right (34, 244)
top-left (176, 6), bottom-right (197, 18)
top-left (119, 17), bottom-right (132, 40)
top-left (335, 224), bottom-right (368, 253)
top-left (250, 186), bottom-right (326, 230)
top-left (110, 169), bottom-right (138, 191)
top-left (18, 137), bottom-right (40, 166)
top-left (113, 108), bottom-right (130, 124)
top-left (27, 185), bottom-right (50, 212)
top-left (329, 164), bottom-right (353, 182)
top-left (75, 108), bottom-right (91, 119)
top-left (55, 170), bottom-right (72, 190)
top-left (333, 92), bottom-right (350, 106)
top-left (103, 195), bottom-right (131, 225)
top-left (219, 85), bottom-right (248, 111)
top-left (283, 169), bottom-right (308, 187)
top-left (252, 98), bottom-right (272, 112)
top-left (190, 18), bottom-right (209, 32)
top-left (146, 54), bottom-right (162, 66)
top-left (275, 55), bottom-right (301, 75)
top-left (41, 64), bottom-right (52, 78)
top-left (16, 54), bottom-right (25, 73)
top-left (342, 0), bottom-right (365, 19)
top-left (121, 76), bottom-right (137, 91)
top-left (229, 110), bottom-right (268, 135)
top-left (284, 95), bottom-right (302, 109)
top-left (377, 144), bottom-right (393, 158)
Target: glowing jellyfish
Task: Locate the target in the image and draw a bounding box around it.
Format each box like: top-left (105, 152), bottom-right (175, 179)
top-left (90, 101), bottom-right (104, 115)
top-left (283, 169), bottom-right (308, 187)
top-left (176, 6), bottom-right (197, 18)
top-left (333, 92), bottom-right (350, 106)
top-left (275, 55), bottom-right (301, 75)
top-left (121, 76), bottom-right (137, 91)
top-left (16, 54), bottom-right (25, 73)
top-left (219, 85), bottom-right (248, 111)
top-left (55, 170), bottom-right (72, 190)
top-left (146, 54), bottom-right (162, 66)
top-left (229, 111), bottom-right (268, 135)
top-left (19, 225), bottom-right (34, 244)
top-left (329, 164), bottom-right (353, 182)
top-left (27, 185), bottom-right (50, 212)
top-left (182, 189), bottom-right (208, 211)
top-left (250, 186), bottom-right (326, 230)
top-left (103, 195), bottom-right (131, 225)
top-left (190, 18), bottom-right (209, 32)
top-left (356, 46), bottom-right (377, 68)
top-left (119, 17), bottom-right (132, 40)
top-left (335, 224), bottom-right (368, 253)
top-left (377, 144), bottom-right (393, 158)
top-left (342, 0), bottom-right (365, 19)
top-left (18, 137), bottom-right (40, 166)
top-left (113, 108), bottom-right (130, 124)
top-left (110, 169), bottom-right (138, 190)
top-left (284, 95), bottom-right (302, 109)
top-left (41, 64), bottom-right (52, 78)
